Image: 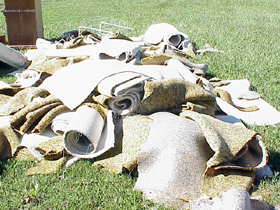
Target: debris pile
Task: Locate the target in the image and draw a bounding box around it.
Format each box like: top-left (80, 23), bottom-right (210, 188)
top-left (0, 23), bottom-right (279, 209)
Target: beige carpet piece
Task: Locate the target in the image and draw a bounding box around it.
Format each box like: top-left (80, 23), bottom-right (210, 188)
top-left (20, 128), bottom-right (56, 160)
top-left (135, 111), bottom-right (267, 208)
top-left (180, 110), bottom-right (267, 173)
top-left (141, 54), bottom-right (171, 65)
top-left (196, 43), bottom-right (224, 55)
top-left (213, 88), bottom-right (259, 112)
top-left (28, 56), bottom-right (89, 75)
top-left (0, 87), bottom-right (49, 116)
top-left (35, 136), bottom-right (64, 160)
top-left (18, 102), bottom-right (62, 135)
top-left (0, 118), bottom-right (20, 160)
top-left (201, 169), bottom-right (254, 198)
top-left (39, 60), bottom-right (127, 110)
top-left (0, 94), bottom-right (11, 107)
top-left (136, 78), bottom-right (216, 116)
top-left (98, 38), bottom-right (142, 62)
top-left (214, 79), bottom-right (280, 125)
top-left (20, 134), bottom-right (68, 175)
top-left (93, 115), bottom-right (152, 174)
top-left (32, 104), bottom-right (69, 134)
top-left (14, 147), bottom-right (36, 161)
top-left (63, 34), bottom-right (100, 49)
top-left (26, 156), bottom-right (67, 176)
top-left (39, 59), bottom-right (197, 110)
top-left (10, 94), bottom-right (61, 128)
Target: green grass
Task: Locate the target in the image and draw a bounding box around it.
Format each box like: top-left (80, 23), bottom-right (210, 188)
top-left (0, 160), bottom-right (168, 209)
top-left (0, 160), bottom-right (166, 210)
top-left (0, 0), bottom-right (280, 209)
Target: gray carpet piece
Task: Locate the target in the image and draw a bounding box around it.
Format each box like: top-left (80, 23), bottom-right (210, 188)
top-left (135, 112), bottom-right (213, 209)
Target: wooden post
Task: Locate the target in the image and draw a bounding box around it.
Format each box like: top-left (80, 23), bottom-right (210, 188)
top-left (2, 0), bottom-right (43, 47)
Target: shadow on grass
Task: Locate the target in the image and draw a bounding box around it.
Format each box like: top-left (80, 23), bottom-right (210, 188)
top-left (268, 149), bottom-right (280, 173)
top-left (250, 84), bottom-right (259, 92)
top-left (205, 72), bottom-right (217, 80)
top-left (0, 61), bottom-right (16, 76)
top-left (252, 149), bottom-right (280, 191)
top-left (0, 160), bottom-right (8, 176)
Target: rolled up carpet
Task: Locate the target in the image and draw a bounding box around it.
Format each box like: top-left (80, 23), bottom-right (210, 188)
top-left (106, 82), bottom-right (145, 116)
top-left (107, 91), bottom-right (142, 116)
top-left (143, 23), bottom-right (189, 48)
top-left (50, 111), bottom-right (75, 135)
top-left (63, 105), bottom-right (106, 158)
top-left (98, 72), bottom-right (151, 116)
top-left (63, 105), bottom-right (105, 157)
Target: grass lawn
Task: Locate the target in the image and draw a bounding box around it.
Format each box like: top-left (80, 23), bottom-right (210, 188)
top-left (0, 0), bottom-right (280, 209)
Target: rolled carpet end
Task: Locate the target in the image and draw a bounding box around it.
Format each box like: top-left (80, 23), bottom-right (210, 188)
top-left (63, 105), bottom-right (105, 158)
top-left (64, 131), bottom-right (95, 156)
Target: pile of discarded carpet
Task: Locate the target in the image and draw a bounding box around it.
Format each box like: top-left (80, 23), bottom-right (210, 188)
top-left (1, 23), bottom-right (279, 210)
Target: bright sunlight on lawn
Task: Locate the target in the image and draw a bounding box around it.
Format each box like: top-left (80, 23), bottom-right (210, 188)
top-left (0, 0), bottom-right (279, 209)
